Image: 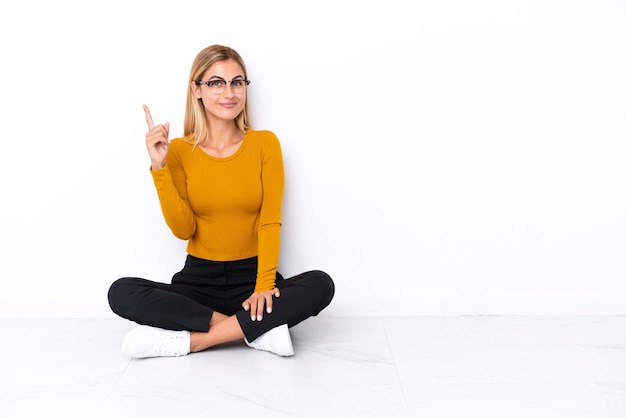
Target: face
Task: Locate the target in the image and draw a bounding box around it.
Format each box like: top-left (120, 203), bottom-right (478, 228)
top-left (191, 59), bottom-right (247, 122)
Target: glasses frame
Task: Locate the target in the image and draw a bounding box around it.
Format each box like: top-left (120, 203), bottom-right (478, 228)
top-left (195, 77), bottom-right (251, 94)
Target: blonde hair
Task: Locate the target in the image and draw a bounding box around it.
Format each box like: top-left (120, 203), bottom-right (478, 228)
top-left (184, 45), bottom-right (252, 146)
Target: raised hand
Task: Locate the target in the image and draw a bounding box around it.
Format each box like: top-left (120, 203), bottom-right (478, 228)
top-left (143, 104), bottom-right (170, 170)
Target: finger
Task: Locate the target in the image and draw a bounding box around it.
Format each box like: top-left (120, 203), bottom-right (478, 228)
top-left (266, 294), bottom-right (273, 314)
top-left (249, 298), bottom-right (258, 321)
top-left (255, 298), bottom-right (265, 321)
top-left (145, 125), bottom-right (169, 146)
top-left (143, 104), bottom-right (155, 130)
top-left (273, 288), bottom-right (280, 298)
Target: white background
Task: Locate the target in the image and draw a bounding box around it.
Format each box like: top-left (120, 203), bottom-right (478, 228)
top-left (0, 0), bottom-right (624, 317)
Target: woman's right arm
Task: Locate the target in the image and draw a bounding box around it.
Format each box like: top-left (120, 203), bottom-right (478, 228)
top-left (144, 105), bottom-right (196, 240)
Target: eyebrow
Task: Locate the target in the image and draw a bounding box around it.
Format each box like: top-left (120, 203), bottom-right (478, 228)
top-left (207, 75), bottom-right (245, 81)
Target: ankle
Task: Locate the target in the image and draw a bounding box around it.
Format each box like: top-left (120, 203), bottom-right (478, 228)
top-left (189, 331), bottom-right (209, 352)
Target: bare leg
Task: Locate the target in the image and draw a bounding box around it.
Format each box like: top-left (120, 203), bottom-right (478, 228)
top-left (210, 311), bottom-right (230, 325)
top-left (190, 315), bottom-right (244, 352)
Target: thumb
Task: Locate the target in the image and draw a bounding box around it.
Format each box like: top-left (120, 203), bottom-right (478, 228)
top-left (164, 122), bottom-right (170, 136)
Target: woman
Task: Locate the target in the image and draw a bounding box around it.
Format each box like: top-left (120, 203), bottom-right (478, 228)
top-left (108, 45), bottom-right (335, 358)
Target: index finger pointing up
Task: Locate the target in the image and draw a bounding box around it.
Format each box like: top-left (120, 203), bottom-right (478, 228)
top-left (143, 104), bottom-right (155, 130)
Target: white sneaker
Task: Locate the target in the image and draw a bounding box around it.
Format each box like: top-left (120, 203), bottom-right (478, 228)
top-left (122, 325), bottom-right (191, 359)
top-left (245, 324), bottom-right (294, 357)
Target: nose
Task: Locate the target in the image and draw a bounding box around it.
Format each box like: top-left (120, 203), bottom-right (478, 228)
top-left (222, 82), bottom-right (235, 96)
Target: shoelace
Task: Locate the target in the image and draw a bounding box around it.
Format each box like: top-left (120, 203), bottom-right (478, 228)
top-left (153, 334), bottom-right (186, 355)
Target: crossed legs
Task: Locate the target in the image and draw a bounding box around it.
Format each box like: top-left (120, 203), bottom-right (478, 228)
top-left (189, 312), bottom-right (243, 352)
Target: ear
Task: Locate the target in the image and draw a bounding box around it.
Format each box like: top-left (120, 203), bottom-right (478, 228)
top-left (190, 80), bottom-right (202, 99)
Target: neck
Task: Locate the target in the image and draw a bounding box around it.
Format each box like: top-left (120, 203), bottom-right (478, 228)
top-left (203, 119), bottom-right (242, 150)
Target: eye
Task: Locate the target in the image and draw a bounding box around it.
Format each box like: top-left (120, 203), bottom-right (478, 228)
top-left (208, 80), bottom-right (224, 88)
top-left (231, 79), bottom-right (244, 87)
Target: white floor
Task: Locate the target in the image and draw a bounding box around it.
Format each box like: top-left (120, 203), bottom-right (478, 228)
top-left (1, 316), bottom-right (625, 418)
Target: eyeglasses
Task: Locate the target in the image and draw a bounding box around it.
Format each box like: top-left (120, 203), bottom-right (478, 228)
top-left (195, 77), bottom-right (250, 94)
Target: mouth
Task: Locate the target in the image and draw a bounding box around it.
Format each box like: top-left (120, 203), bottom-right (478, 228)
top-left (221, 103), bottom-right (237, 109)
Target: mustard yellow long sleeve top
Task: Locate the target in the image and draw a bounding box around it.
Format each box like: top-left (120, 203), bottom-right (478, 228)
top-left (150, 130), bottom-right (284, 292)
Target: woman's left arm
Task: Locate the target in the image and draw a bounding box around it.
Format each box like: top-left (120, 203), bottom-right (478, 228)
top-left (242, 132), bottom-right (284, 320)
top-left (255, 132), bottom-right (284, 292)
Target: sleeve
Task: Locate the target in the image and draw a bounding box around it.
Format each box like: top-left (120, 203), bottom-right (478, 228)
top-left (254, 132), bottom-right (284, 292)
top-left (150, 142), bottom-right (197, 240)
